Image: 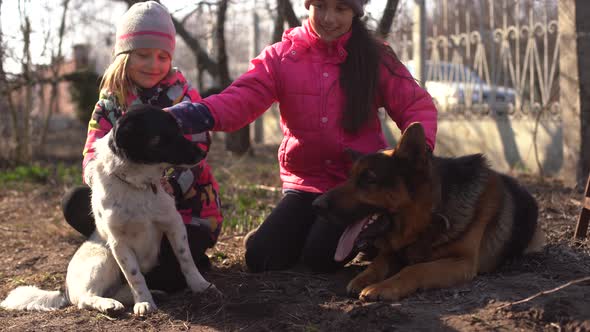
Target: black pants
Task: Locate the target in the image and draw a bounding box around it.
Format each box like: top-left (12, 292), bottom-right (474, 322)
top-left (61, 185), bottom-right (213, 293)
top-left (244, 190), bottom-right (355, 273)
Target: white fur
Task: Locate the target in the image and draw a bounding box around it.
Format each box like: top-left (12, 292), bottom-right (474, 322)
top-left (0, 286), bottom-right (67, 311)
top-left (2, 132), bottom-right (215, 316)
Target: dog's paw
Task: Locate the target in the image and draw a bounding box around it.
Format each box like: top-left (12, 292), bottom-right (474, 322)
top-left (133, 301), bottom-right (157, 316)
top-left (347, 274), bottom-right (376, 296)
top-left (195, 283), bottom-right (223, 298)
top-left (358, 282), bottom-right (407, 302)
top-left (95, 298), bottom-right (125, 315)
top-left (204, 283), bottom-right (223, 298)
top-left (188, 280), bottom-right (217, 294)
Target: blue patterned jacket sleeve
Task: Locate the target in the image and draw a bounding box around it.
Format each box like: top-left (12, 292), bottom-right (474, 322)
top-left (165, 101), bottom-right (215, 134)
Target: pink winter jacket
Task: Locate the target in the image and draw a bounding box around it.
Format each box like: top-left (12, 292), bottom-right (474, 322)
top-left (203, 20), bottom-right (437, 193)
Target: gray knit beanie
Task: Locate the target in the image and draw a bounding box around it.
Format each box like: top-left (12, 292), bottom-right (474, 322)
top-left (115, 1), bottom-right (176, 57)
top-left (304, 0), bottom-right (369, 16)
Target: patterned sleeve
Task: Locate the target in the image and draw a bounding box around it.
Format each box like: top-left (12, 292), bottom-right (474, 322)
top-left (82, 93), bottom-right (120, 183)
top-left (175, 72), bottom-right (211, 155)
top-left (166, 71), bottom-right (212, 194)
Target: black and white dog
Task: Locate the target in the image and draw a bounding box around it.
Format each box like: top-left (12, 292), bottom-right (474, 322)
top-left (1, 105), bottom-right (217, 316)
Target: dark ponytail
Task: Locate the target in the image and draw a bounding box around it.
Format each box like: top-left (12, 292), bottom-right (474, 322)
top-left (340, 17), bottom-right (402, 134)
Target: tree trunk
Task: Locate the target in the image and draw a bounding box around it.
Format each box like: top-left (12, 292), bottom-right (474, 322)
top-left (272, 5), bottom-right (285, 43)
top-left (280, 0), bottom-right (300, 28)
top-left (16, 3), bottom-right (33, 164)
top-left (576, 0), bottom-right (590, 182)
top-left (376, 0), bottom-right (400, 38)
top-left (252, 10), bottom-right (263, 143)
top-left (0, 0), bottom-right (9, 162)
top-left (39, 0), bottom-right (70, 155)
top-left (218, 0), bottom-right (251, 155)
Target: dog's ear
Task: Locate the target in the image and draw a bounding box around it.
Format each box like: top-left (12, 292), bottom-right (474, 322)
top-left (396, 122), bottom-right (427, 163)
top-left (344, 148), bottom-right (364, 162)
top-left (110, 112), bottom-right (136, 154)
top-left (108, 120), bottom-right (123, 157)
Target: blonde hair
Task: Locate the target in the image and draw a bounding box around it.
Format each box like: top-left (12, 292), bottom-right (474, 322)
top-left (99, 53), bottom-right (132, 107)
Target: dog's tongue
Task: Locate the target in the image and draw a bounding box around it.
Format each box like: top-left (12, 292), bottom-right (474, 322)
top-left (334, 217), bottom-right (369, 262)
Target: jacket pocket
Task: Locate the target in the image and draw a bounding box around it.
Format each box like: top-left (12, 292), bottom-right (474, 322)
top-left (282, 134), bottom-right (324, 173)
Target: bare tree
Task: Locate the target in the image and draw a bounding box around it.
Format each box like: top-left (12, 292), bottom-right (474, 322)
top-left (212, 0), bottom-right (251, 155)
top-left (0, 0), bottom-right (7, 161)
top-left (575, 0), bottom-right (590, 181)
top-left (0, 0), bottom-right (21, 163)
top-left (271, 0), bottom-right (300, 43)
top-left (376, 0), bottom-right (400, 38)
top-left (7, 0), bottom-right (35, 164)
top-left (280, 0), bottom-right (300, 27)
top-left (215, 0), bottom-right (230, 87)
top-left (38, 0), bottom-right (71, 154)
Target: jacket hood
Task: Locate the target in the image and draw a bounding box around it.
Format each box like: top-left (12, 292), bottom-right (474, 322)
top-left (282, 20), bottom-right (352, 60)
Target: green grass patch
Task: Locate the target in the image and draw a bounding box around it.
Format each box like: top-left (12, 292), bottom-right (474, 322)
top-left (55, 163), bottom-right (83, 185)
top-left (4, 276), bottom-right (29, 288)
top-left (220, 189), bottom-right (278, 235)
top-left (0, 165), bottom-right (49, 183)
top-left (0, 163), bottom-right (82, 185)
top-left (222, 212), bottom-right (265, 235)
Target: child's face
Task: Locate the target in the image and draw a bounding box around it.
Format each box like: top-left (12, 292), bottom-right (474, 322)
top-left (127, 48), bottom-right (171, 89)
top-left (308, 0), bottom-right (355, 42)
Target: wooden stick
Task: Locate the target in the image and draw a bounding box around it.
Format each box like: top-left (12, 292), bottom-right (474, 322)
top-left (496, 276), bottom-right (590, 311)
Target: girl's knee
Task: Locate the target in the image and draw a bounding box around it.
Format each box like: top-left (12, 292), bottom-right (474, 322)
top-left (244, 247), bottom-right (266, 273)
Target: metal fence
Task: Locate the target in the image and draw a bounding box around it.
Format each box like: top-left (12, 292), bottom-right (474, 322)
top-left (391, 0), bottom-right (559, 119)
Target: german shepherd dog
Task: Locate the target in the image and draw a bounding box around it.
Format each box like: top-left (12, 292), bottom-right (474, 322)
top-left (1, 105), bottom-right (217, 315)
top-left (313, 122), bottom-right (545, 302)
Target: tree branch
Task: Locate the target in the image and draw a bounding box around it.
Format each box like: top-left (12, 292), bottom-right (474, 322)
top-left (280, 0), bottom-right (300, 28)
top-left (495, 276), bottom-right (590, 311)
top-left (376, 0), bottom-right (400, 39)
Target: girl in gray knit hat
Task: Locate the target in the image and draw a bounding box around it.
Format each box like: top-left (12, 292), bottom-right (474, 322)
top-left (166, 0), bottom-right (437, 275)
top-left (62, 0), bottom-right (223, 295)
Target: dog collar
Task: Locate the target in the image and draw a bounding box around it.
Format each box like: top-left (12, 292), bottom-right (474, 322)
top-left (114, 173), bottom-right (158, 195)
top-left (434, 212), bottom-right (450, 230)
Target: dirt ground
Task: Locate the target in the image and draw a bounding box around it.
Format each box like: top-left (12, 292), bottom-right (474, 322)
top-left (1, 128), bottom-right (590, 331)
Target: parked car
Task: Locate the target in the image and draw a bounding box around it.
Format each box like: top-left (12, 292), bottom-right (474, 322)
top-left (404, 60), bottom-right (516, 113)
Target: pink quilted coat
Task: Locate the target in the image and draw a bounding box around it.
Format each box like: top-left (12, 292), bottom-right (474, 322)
top-left (203, 20), bottom-right (437, 193)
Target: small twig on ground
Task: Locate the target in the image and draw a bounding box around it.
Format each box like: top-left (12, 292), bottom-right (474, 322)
top-left (496, 276), bottom-right (590, 310)
top-left (235, 184), bottom-right (281, 192)
top-left (96, 313), bottom-right (117, 321)
top-left (217, 234), bottom-right (245, 242)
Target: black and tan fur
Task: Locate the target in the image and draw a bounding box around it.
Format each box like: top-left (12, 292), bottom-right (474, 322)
top-left (313, 122), bottom-right (545, 301)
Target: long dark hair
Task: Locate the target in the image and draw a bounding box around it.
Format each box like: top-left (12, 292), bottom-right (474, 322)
top-left (340, 17), bottom-right (402, 134)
